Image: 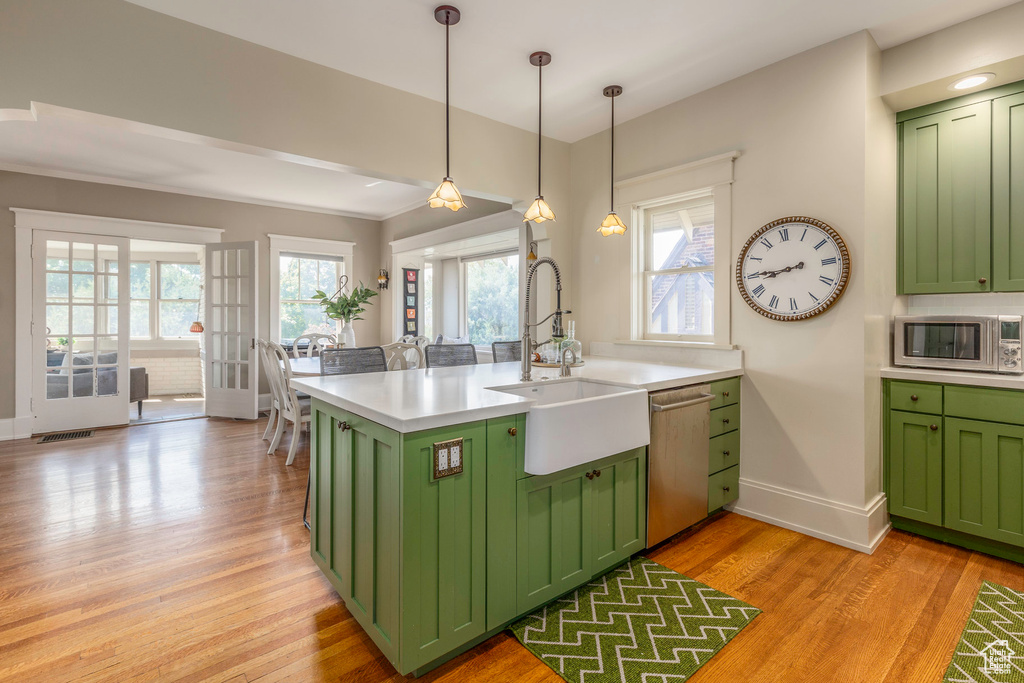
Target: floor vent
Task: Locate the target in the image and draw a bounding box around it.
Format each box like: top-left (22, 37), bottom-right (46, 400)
top-left (38, 430), bottom-right (94, 444)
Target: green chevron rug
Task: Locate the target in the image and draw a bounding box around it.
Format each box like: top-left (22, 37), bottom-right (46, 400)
top-left (509, 557), bottom-right (760, 683)
top-left (944, 580), bottom-right (1024, 683)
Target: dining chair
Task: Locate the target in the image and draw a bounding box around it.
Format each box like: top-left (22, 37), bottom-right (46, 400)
top-left (257, 339), bottom-right (280, 442)
top-left (291, 333), bottom-right (336, 358)
top-left (491, 340), bottom-right (521, 363)
top-left (398, 334), bottom-right (431, 350)
top-left (320, 346), bottom-right (388, 375)
top-left (425, 343), bottom-right (478, 368)
top-left (266, 340), bottom-right (311, 466)
top-left (382, 342), bottom-right (425, 370)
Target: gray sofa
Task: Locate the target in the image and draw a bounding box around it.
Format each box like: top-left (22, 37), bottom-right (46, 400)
top-left (46, 352), bottom-right (149, 416)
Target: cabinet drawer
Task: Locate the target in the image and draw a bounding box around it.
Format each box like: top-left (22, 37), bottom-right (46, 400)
top-left (709, 377), bottom-right (740, 409)
top-left (889, 381), bottom-right (942, 414)
top-left (710, 403), bottom-right (740, 438)
top-left (709, 430), bottom-right (740, 475)
top-left (945, 385), bottom-right (1024, 426)
top-left (708, 466), bottom-right (739, 513)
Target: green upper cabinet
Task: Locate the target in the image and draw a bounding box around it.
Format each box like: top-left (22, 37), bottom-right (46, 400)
top-left (993, 92), bottom-right (1024, 291)
top-left (900, 101), bottom-right (992, 294)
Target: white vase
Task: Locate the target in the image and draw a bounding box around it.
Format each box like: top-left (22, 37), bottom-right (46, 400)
top-left (336, 319), bottom-right (356, 348)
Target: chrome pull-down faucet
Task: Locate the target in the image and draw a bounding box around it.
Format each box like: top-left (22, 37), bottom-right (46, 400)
top-left (521, 257), bottom-right (569, 382)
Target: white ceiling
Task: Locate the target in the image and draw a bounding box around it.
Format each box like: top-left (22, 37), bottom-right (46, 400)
top-left (0, 104), bottom-right (435, 220)
top-left (127, 0), bottom-right (1018, 143)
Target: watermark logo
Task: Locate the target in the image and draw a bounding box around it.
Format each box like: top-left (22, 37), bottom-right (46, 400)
top-left (980, 639), bottom-right (1013, 676)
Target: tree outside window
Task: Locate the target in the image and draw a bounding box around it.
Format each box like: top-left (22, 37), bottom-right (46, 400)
top-left (465, 254), bottom-right (519, 347)
top-left (279, 254), bottom-right (343, 343)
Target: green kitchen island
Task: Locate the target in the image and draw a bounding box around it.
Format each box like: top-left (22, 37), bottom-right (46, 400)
top-left (291, 359), bottom-right (742, 676)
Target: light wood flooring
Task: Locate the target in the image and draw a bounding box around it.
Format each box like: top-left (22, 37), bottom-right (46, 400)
top-left (1, 418), bottom-right (1021, 682)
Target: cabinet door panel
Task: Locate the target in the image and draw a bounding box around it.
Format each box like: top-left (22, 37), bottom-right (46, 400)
top-left (592, 448), bottom-right (647, 575)
top-left (401, 422), bottom-right (488, 672)
top-left (994, 92), bottom-right (1024, 291)
top-left (901, 102), bottom-right (991, 293)
top-left (888, 410), bottom-right (943, 525)
top-left (945, 418), bottom-right (1024, 546)
top-left (516, 469), bottom-right (591, 615)
top-left (485, 417), bottom-right (518, 630)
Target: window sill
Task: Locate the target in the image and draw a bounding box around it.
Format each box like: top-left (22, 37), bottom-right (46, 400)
top-left (613, 339), bottom-right (737, 351)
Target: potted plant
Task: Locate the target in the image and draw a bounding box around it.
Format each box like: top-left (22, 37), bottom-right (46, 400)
top-left (312, 277), bottom-right (378, 348)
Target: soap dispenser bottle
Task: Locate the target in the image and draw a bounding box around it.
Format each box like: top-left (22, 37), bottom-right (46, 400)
top-left (560, 320), bottom-right (583, 365)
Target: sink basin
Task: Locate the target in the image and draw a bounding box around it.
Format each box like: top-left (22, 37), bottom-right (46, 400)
top-left (491, 379), bottom-right (650, 475)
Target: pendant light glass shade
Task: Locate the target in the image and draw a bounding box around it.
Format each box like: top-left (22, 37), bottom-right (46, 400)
top-left (428, 177), bottom-right (466, 211)
top-left (597, 211), bottom-right (627, 236)
top-left (525, 52), bottom-right (555, 224)
top-left (429, 6), bottom-right (466, 212)
top-left (598, 85), bottom-right (626, 236)
top-left (524, 196), bottom-right (555, 223)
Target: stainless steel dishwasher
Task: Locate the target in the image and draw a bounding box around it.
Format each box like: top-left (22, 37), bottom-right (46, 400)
top-left (647, 384), bottom-right (715, 547)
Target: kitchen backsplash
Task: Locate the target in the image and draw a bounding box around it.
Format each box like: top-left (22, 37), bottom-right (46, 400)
top-left (906, 293), bottom-right (1024, 316)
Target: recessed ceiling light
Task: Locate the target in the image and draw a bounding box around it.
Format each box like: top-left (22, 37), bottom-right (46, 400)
top-left (365, 181), bottom-right (383, 187)
top-left (950, 73), bottom-right (994, 91)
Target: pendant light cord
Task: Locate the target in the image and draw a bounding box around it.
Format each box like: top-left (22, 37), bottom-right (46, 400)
top-left (610, 94), bottom-right (614, 213)
top-left (537, 62), bottom-right (543, 197)
top-left (445, 16), bottom-right (451, 178)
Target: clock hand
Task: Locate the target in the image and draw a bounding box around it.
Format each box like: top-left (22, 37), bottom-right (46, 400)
top-left (756, 262), bottom-right (804, 279)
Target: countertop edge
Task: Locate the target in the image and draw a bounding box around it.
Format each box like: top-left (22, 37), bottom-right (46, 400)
top-left (881, 367), bottom-right (1024, 390)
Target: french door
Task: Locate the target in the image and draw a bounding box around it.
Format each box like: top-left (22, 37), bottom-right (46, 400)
top-left (32, 231), bottom-right (130, 433)
top-left (205, 241), bottom-right (259, 420)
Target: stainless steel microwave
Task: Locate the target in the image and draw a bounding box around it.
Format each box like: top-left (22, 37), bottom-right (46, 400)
top-left (894, 315), bottom-right (1023, 374)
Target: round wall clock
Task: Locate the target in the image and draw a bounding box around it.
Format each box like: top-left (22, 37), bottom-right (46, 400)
top-left (735, 216), bottom-right (851, 321)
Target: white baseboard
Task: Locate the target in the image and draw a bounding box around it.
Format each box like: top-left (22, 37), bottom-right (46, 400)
top-left (728, 477), bottom-right (891, 554)
top-left (0, 416), bottom-right (34, 442)
top-left (259, 393), bottom-right (272, 412)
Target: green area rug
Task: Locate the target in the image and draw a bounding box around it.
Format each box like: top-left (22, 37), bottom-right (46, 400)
top-left (509, 557), bottom-right (760, 683)
top-left (945, 580), bottom-right (1024, 683)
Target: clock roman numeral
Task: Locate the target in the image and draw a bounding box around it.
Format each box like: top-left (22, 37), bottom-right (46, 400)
top-left (778, 228), bottom-right (789, 242)
top-left (819, 275), bottom-right (834, 286)
top-left (768, 295), bottom-right (779, 309)
top-left (800, 228), bottom-right (808, 241)
top-left (752, 284), bottom-right (765, 298)
top-left (749, 256), bottom-right (762, 262)
top-left (821, 257), bottom-right (837, 266)
top-left (809, 292), bottom-right (819, 302)
top-left (789, 297), bottom-right (798, 311)
top-left (814, 238), bottom-right (828, 250)
top-left (760, 237), bottom-right (773, 250)
top-left (746, 272), bottom-right (760, 280)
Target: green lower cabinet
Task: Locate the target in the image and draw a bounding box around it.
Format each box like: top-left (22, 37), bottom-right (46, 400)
top-left (944, 417), bottom-right (1024, 546)
top-left (888, 410), bottom-right (944, 526)
top-left (516, 447), bottom-right (647, 615)
top-left (708, 465), bottom-right (739, 513)
top-left (485, 417), bottom-right (519, 630)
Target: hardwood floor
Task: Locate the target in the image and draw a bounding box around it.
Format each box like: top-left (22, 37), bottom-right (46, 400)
top-left (1, 419), bottom-right (1020, 682)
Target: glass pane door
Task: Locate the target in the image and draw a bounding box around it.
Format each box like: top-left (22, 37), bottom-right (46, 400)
top-left (205, 241), bottom-right (259, 419)
top-left (34, 232), bottom-right (129, 433)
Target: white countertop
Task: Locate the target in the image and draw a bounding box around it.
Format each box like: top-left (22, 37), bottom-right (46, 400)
top-left (881, 366), bottom-right (1024, 390)
top-left (291, 357), bottom-right (743, 433)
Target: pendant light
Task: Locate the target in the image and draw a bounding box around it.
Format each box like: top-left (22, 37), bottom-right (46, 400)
top-left (598, 85), bottom-right (627, 236)
top-left (427, 5), bottom-right (467, 212)
top-left (524, 51), bottom-right (556, 223)
top-left (189, 285), bottom-right (204, 333)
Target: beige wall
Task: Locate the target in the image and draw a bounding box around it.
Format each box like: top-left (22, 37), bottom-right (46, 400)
top-left (0, 171), bottom-right (383, 418)
top-left (570, 32), bottom-right (896, 547)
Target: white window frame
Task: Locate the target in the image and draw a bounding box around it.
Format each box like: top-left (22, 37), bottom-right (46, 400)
top-left (268, 234), bottom-right (354, 343)
top-left (621, 151), bottom-right (738, 348)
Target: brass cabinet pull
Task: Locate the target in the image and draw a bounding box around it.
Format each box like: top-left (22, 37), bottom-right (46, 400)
top-left (979, 277), bottom-right (988, 284)
top-left (338, 421), bottom-right (351, 431)
top-left (930, 424), bottom-right (938, 431)
top-left (910, 394), bottom-right (918, 401)
top-left (585, 471), bottom-right (595, 480)
top-left (722, 418), bottom-right (730, 424)
top-left (723, 391), bottom-right (730, 397)
top-left (723, 450), bottom-right (731, 456)
top-left (508, 427), bottom-right (517, 436)
top-left (723, 486), bottom-right (731, 492)
top-left (595, 469), bottom-right (601, 477)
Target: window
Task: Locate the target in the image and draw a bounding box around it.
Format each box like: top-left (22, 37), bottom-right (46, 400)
top-left (642, 196), bottom-right (716, 339)
top-left (278, 253), bottom-right (343, 343)
top-left (127, 260), bottom-right (201, 340)
top-left (464, 252), bottom-right (519, 346)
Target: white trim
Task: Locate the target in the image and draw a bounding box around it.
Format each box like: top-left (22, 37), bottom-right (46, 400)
top-left (268, 234), bottom-right (354, 343)
top-left (615, 151), bottom-right (740, 196)
top-left (12, 208), bottom-right (224, 243)
top-left (388, 209), bottom-right (524, 253)
top-left (0, 417), bottom-right (33, 442)
top-left (729, 478), bottom-right (892, 554)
